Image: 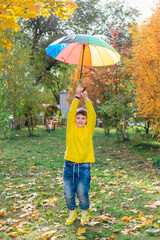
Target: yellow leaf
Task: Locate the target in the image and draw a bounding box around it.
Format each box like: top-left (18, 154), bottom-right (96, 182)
top-left (49, 197), bottom-right (57, 204)
top-left (31, 166), bottom-right (36, 168)
top-left (17, 229), bottom-right (28, 234)
top-left (0, 209), bottom-right (6, 218)
top-left (108, 235), bottom-right (115, 240)
top-left (8, 232), bottom-right (18, 237)
top-left (113, 229), bottom-right (120, 233)
top-left (98, 215), bottom-right (116, 223)
top-left (141, 219), bottom-right (150, 226)
top-left (154, 223), bottom-right (159, 228)
top-left (135, 212), bottom-right (144, 221)
top-left (116, 171), bottom-right (120, 176)
top-left (37, 230), bottom-right (57, 239)
top-left (76, 227), bottom-right (86, 235)
top-left (121, 216), bottom-right (133, 222)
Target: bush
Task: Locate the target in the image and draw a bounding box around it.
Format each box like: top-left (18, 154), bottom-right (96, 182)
top-left (152, 159), bottom-right (160, 169)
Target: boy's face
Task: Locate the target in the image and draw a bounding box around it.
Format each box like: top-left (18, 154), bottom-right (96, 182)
top-left (75, 114), bottom-right (87, 127)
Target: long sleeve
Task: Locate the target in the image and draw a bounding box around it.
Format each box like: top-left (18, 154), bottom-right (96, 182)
top-left (86, 100), bottom-right (96, 135)
top-left (67, 98), bottom-right (79, 130)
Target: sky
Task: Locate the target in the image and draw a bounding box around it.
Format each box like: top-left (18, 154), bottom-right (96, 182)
top-left (125, 0), bottom-right (157, 22)
top-left (101, 0), bottom-right (158, 23)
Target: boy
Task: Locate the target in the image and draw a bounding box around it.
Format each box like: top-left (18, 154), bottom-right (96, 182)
top-left (63, 85), bottom-right (96, 225)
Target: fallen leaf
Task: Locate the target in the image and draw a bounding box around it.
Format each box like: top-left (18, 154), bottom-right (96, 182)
top-left (98, 215), bottom-right (116, 223)
top-left (113, 229), bottom-right (121, 233)
top-left (121, 216), bottom-right (133, 222)
top-left (77, 227), bottom-right (86, 235)
top-left (8, 232), bottom-right (19, 237)
top-left (31, 166), bottom-right (36, 169)
top-left (108, 235), bottom-right (115, 240)
top-left (135, 212), bottom-right (144, 221)
top-left (76, 227), bottom-right (86, 239)
top-left (37, 230), bottom-right (57, 239)
top-left (0, 209), bottom-right (6, 218)
top-left (88, 221), bottom-right (100, 226)
top-left (116, 171), bottom-right (120, 176)
top-left (121, 229), bottom-right (131, 235)
top-left (43, 197), bottom-right (57, 206)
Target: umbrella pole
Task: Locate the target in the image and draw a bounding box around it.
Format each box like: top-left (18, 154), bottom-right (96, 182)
top-left (79, 44), bottom-right (85, 85)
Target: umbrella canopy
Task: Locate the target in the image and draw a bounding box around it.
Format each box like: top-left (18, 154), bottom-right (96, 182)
top-left (45, 34), bottom-right (120, 84)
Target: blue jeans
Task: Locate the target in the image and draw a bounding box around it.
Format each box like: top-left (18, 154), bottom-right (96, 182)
top-left (63, 160), bottom-right (91, 210)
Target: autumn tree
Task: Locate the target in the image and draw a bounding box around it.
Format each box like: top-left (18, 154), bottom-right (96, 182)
top-left (0, 0), bottom-right (77, 136)
top-left (130, 3), bottom-right (160, 142)
top-left (67, 58), bottom-right (135, 140)
top-left (0, 0), bottom-right (77, 49)
top-left (0, 33), bottom-right (51, 136)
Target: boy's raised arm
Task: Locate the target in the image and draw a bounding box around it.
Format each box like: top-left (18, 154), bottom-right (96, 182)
top-left (67, 86), bottom-right (83, 127)
top-left (82, 90), bottom-right (96, 134)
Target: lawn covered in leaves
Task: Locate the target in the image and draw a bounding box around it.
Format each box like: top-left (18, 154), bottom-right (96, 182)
top-left (0, 127), bottom-right (160, 240)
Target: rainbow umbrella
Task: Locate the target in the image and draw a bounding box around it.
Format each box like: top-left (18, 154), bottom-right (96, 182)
top-left (45, 34), bottom-right (120, 84)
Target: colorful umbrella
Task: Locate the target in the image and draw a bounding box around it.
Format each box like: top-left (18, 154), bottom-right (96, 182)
top-left (45, 34), bottom-right (120, 84)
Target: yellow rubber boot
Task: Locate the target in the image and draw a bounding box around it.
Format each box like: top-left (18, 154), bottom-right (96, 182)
top-left (81, 210), bottom-right (90, 225)
top-left (65, 209), bottom-right (77, 225)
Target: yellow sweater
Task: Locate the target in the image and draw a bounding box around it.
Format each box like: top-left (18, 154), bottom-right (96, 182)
top-left (64, 98), bottom-right (96, 163)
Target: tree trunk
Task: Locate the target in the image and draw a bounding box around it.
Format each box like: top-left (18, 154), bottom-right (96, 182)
top-left (28, 124), bottom-right (32, 137)
top-left (121, 127), bottom-right (129, 141)
top-left (104, 128), bottom-right (110, 136)
top-left (26, 117), bottom-right (33, 137)
top-left (145, 121), bottom-right (150, 145)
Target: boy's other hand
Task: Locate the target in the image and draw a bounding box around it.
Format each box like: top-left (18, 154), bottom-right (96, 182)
top-left (82, 90), bottom-right (89, 102)
top-left (76, 85), bottom-right (83, 97)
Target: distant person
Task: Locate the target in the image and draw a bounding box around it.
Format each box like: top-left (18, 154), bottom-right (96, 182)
top-left (63, 85), bottom-right (96, 225)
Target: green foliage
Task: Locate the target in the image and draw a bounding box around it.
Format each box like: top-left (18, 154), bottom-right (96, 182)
top-left (64, 0), bottom-right (101, 34)
top-left (152, 159), bottom-right (160, 169)
top-left (0, 81), bottom-right (10, 138)
top-left (99, 74), bottom-right (136, 140)
top-left (0, 32), bottom-right (50, 136)
top-left (43, 61), bottom-right (75, 104)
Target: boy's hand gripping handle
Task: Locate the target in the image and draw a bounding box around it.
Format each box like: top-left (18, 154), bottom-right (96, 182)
top-left (82, 86), bottom-right (86, 93)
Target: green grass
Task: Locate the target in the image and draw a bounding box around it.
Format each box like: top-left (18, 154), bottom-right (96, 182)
top-left (0, 126), bottom-right (160, 240)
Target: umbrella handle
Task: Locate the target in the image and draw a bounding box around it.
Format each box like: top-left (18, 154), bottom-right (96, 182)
top-left (82, 86), bottom-right (86, 93)
top-left (79, 44), bottom-right (85, 85)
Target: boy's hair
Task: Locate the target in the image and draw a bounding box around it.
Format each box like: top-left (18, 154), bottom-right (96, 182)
top-left (76, 108), bottom-right (87, 117)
